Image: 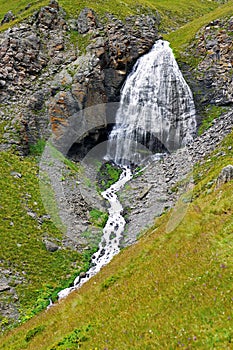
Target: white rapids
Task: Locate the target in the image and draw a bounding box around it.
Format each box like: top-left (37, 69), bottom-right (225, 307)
top-left (57, 167), bottom-right (132, 300)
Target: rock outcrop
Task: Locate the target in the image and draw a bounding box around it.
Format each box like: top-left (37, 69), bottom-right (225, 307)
top-left (0, 1), bottom-right (159, 153)
top-left (183, 16), bottom-right (233, 117)
top-left (216, 164), bottom-right (233, 187)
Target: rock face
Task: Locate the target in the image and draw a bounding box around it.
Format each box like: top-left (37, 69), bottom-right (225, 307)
top-left (0, 1), bottom-right (159, 153)
top-left (1, 11), bottom-right (15, 25)
top-left (0, 1), bottom-right (72, 151)
top-left (49, 12), bottom-right (159, 141)
top-left (0, 2), bottom-right (231, 153)
top-left (188, 16), bottom-right (233, 109)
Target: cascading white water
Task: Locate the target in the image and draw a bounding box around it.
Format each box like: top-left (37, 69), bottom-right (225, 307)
top-left (57, 167), bottom-right (132, 300)
top-left (55, 39), bottom-right (197, 301)
top-left (106, 39), bottom-right (196, 165)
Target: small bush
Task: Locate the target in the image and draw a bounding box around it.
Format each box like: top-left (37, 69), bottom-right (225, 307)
top-left (50, 325), bottom-right (91, 349)
top-left (97, 162), bottom-right (122, 191)
top-left (89, 209), bottom-right (108, 228)
top-left (25, 325), bottom-right (45, 342)
top-left (101, 274), bottom-right (120, 290)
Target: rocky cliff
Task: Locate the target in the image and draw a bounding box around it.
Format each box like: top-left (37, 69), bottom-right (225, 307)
top-left (1, 1), bottom-right (232, 155)
top-left (0, 0), bottom-right (159, 153)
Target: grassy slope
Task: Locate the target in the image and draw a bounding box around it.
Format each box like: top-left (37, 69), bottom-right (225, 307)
top-left (0, 131), bottom-right (232, 349)
top-left (165, 1), bottom-right (233, 57)
top-left (0, 151), bottom-right (92, 325)
top-left (0, 0), bottom-right (224, 32)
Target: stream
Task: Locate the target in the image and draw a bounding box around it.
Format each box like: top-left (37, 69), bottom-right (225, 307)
top-left (57, 166), bottom-right (132, 300)
top-left (54, 39), bottom-right (196, 302)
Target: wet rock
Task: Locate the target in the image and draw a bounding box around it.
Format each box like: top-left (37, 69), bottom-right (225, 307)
top-left (79, 272), bottom-right (86, 278)
top-left (10, 171), bottom-right (22, 178)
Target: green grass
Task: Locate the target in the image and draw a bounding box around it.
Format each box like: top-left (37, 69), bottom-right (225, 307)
top-left (29, 139), bottom-right (46, 156)
top-left (89, 209), bottom-right (108, 228)
top-left (165, 1), bottom-right (233, 58)
top-left (69, 30), bottom-right (92, 54)
top-left (1, 131), bottom-right (232, 349)
top-left (0, 0), bottom-right (226, 33)
top-left (97, 162), bottom-right (122, 192)
top-left (0, 150), bottom-right (89, 329)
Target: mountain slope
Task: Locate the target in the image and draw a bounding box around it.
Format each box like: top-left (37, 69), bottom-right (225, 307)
top-left (0, 0), bottom-right (229, 32)
top-left (0, 0), bottom-right (232, 341)
top-left (0, 131), bottom-right (232, 349)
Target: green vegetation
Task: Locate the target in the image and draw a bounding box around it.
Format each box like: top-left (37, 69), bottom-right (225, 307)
top-left (89, 209), bottom-right (108, 228)
top-left (0, 131), bottom-right (232, 349)
top-left (165, 2), bottom-right (233, 59)
top-left (29, 139), bottom-right (46, 156)
top-left (0, 150), bottom-right (87, 329)
top-left (25, 325), bottom-right (45, 343)
top-left (97, 162), bottom-right (122, 191)
top-left (0, 0), bottom-right (228, 34)
top-left (0, 0), bottom-right (48, 31)
top-left (0, 0), bottom-right (233, 347)
top-left (50, 325), bottom-right (92, 349)
top-left (69, 30), bottom-right (92, 54)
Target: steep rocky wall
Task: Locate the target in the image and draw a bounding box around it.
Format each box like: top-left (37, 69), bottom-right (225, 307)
top-left (0, 1), bottom-right (159, 153)
top-left (181, 16), bottom-right (233, 124)
top-left (194, 16), bottom-right (233, 106)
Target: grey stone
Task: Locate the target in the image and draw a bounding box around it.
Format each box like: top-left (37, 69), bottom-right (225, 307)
top-left (216, 164), bottom-right (233, 187)
top-left (10, 171), bottom-right (22, 178)
top-left (44, 240), bottom-right (59, 252)
top-left (0, 284), bottom-right (10, 292)
top-left (77, 8), bottom-right (97, 34)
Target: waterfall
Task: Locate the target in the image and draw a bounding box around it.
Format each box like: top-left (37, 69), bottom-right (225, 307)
top-left (106, 40), bottom-right (196, 166)
top-left (55, 40), bottom-right (197, 301)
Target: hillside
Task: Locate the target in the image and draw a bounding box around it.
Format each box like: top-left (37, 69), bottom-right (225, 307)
top-left (0, 0), bottom-right (233, 347)
top-left (0, 0), bottom-right (228, 32)
top-left (1, 130), bottom-right (232, 348)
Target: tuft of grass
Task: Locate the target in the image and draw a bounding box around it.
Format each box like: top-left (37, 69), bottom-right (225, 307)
top-left (49, 325), bottom-right (92, 350)
top-left (69, 30), bottom-right (92, 54)
top-left (29, 139), bottom-right (46, 156)
top-left (25, 325), bottom-right (45, 343)
top-left (89, 209), bottom-right (108, 228)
